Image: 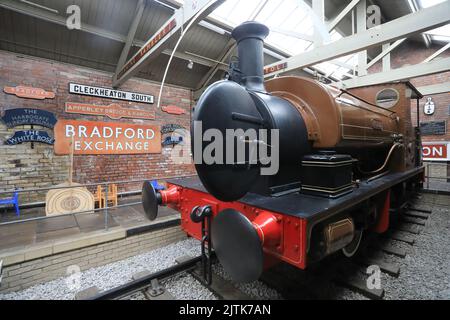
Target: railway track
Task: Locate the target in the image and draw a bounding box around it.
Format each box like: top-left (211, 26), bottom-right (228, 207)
top-left (260, 195), bottom-right (432, 300)
top-left (88, 254), bottom-right (252, 300)
top-left (88, 256), bottom-right (204, 300)
top-left (88, 194), bottom-right (432, 301)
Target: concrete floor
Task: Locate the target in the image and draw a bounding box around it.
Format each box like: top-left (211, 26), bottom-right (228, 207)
top-left (0, 195), bottom-right (179, 252)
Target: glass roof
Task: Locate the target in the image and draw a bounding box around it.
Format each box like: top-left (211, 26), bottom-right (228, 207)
top-left (418, 0), bottom-right (450, 43)
top-left (176, 0), bottom-right (448, 78)
top-left (208, 0), bottom-right (358, 80)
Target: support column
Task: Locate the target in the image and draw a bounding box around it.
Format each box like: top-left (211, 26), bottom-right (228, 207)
top-left (356, 0), bottom-right (367, 76)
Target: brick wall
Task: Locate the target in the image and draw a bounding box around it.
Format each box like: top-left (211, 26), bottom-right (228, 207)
top-left (0, 225), bottom-right (185, 294)
top-left (368, 41), bottom-right (450, 143)
top-left (368, 41), bottom-right (450, 189)
top-left (0, 50), bottom-right (195, 203)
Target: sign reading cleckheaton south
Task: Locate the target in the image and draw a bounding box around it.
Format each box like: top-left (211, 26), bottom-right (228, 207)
top-left (65, 102), bottom-right (155, 120)
top-left (4, 86), bottom-right (55, 100)
top-left (1, 108), bottom-right (57, 129)
top-left (69, 83), bottom-right (155, 104)
top-left (54, 120), bottom-right (161, 155)
top-left (6, 130), bottom-right (55, 145)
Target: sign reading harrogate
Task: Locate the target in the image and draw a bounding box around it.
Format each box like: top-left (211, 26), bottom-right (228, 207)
top-left (6, 130), bottom-right (55, 145)
top-left (65, 102), bottom-right (155, 120)
top-left (1, 108), bottom-right (58, 128)
top-left (54, 120), bottom-right (161, 155)
top-left (69, 83), bottom-right (155, 104)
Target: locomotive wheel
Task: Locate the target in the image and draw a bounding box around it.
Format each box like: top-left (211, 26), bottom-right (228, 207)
top-left (142, 181), bottom-right (161, 221)
top-left (211, 209), bottom-right (263, 282)
top-left (342, 229), bottom-right (363, 258)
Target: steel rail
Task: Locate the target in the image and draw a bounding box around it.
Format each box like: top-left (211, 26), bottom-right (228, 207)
top-left (88, 255), bottom-right (203, 300)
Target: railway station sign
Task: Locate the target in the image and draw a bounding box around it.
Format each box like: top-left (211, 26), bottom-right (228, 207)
top-left (6, 130), bottom-right (55, 145)
top-left (162, 105), bottom-right (186, 115)
top-left (69, 83), bottom-right (154, 104)
top-left (420, 121), bottom-right (446, 136)
top-left (1, 108), bottom-right (57, 129)
top-left (161, 124), bottom-right (185, 134)
top-left (422, 143), bottom-right (449, 161)
top-left (116, 19), bottom-right (177, 81)
top-left (54, 120), bottom-right (161, 155)
top-left (65, 102), bottom-right (155, 120)
top-left (4, 85), bottom-right (55, 100)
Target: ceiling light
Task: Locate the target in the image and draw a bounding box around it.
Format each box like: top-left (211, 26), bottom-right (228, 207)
top-left (187, 60), bottom-right (194, 70)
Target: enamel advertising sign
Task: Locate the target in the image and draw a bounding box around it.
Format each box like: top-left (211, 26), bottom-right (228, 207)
top-left (54, 120), bottom-right (161, 155)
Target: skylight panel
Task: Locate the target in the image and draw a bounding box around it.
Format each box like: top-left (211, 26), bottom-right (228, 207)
top-left (418, 0), bottom-right (449, 42)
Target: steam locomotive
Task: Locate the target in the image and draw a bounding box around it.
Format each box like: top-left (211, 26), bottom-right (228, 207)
top-left (143, 21), bottom-right (424, 282)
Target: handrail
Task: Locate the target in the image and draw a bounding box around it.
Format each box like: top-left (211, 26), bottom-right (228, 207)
top-left (0, 174), bottom-right (197, 195)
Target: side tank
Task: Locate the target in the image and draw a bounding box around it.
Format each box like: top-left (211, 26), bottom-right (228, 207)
top-left (265, 76), bottom-right (401, 149)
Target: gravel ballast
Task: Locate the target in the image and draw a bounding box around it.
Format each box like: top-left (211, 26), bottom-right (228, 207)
top-left (0, 238), bottom-right (205, 300)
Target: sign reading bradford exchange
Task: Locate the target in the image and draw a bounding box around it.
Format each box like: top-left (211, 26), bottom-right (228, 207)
top-left (69, 83), bottom-right (154, 104)
top-left (54, 120), bottom-right (161, 155)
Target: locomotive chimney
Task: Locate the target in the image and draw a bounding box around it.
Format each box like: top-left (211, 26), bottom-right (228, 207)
top-left (231, 21), bottom-right (270, 92)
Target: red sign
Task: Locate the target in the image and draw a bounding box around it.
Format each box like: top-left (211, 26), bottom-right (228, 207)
top-left (65, 102), bottom-right (155, 120)
top-left (162, 105), bottom-right (186, 115)
top-left (264, 62), bottom-right (288, 75)
top-left (4, 86), bottom-right (55, 100)
top-left (117, 19), bottom-right (177, 80)
top-left (422, 143), bottom-right (449, 160)
top-left (54, 120), bottom-right (161, 155)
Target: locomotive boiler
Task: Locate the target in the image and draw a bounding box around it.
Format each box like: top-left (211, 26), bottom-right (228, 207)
top-left (143, 21), bottom-right (424, 282)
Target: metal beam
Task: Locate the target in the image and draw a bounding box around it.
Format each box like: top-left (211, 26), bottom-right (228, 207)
top-left (0, 0), bottom-right (127, 43)
top-left (113, 0), bottom-right (224, 87)
top-left (339, 57), bottom-right (450, 89)
top-left (422, 42), bottom-right (450, 63)
top-left (312, 0), bottom-right (325, 47)
top-left (264, 1), bottom-right (450, 78)
top-left (382, 43), bottom-right (391, 72)
top-left (367, 38), bottom-right (406, 69)
top-left (0, 0), bottom-right (222, 70)
top-left (270, 27), bottom-right (314, 42)
top-left (115, 0), bottom-right (146, 75)
top-left (327, 0), bottom-right (361, 32)
top-left (417, 82), bottom-right (450, 96)
top-left (356, 0), bottom-right (367, 76)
